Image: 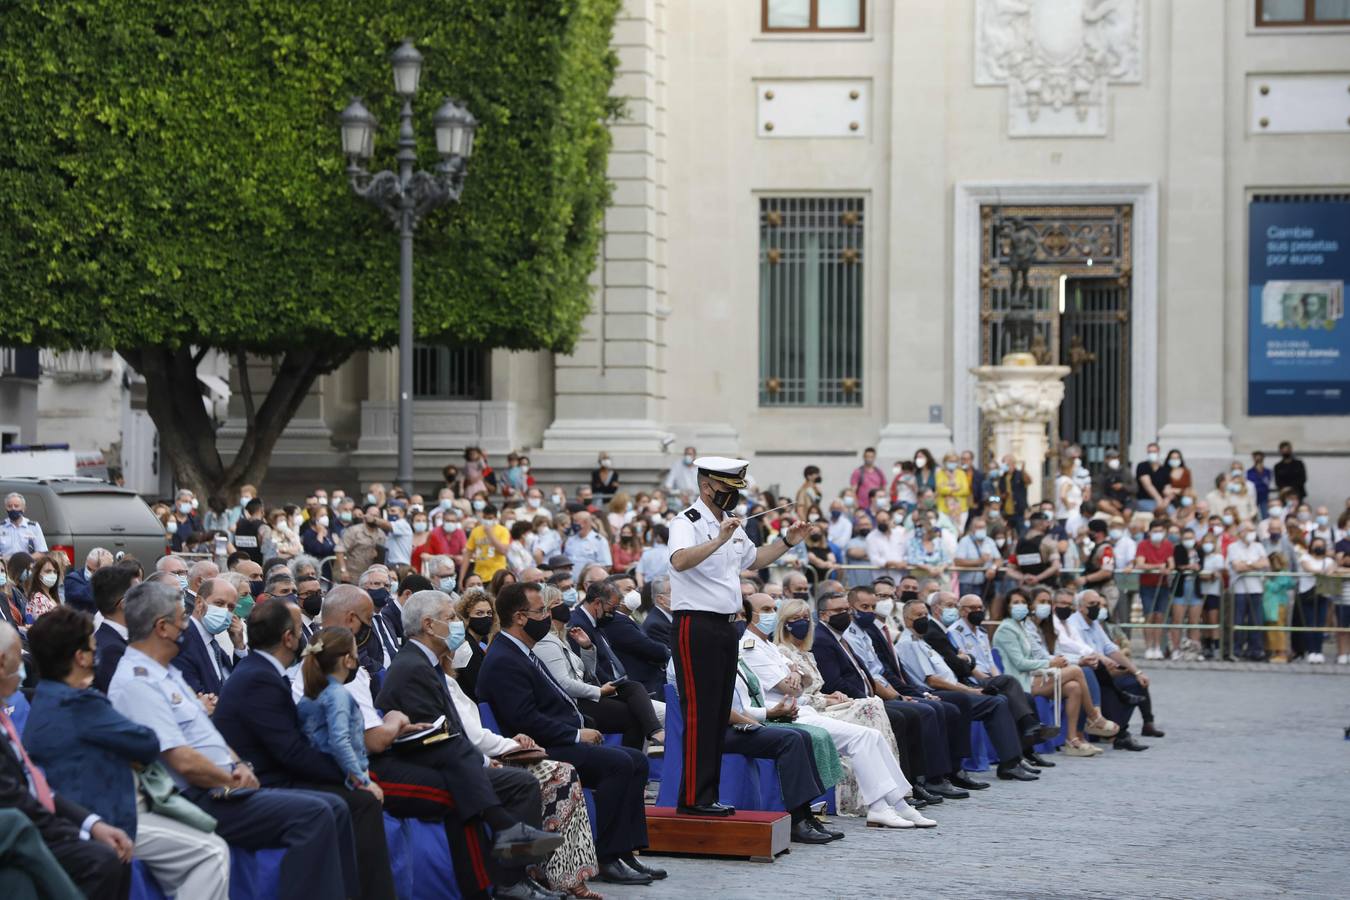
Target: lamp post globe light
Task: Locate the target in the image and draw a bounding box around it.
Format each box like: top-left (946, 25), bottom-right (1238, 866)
top-left (340, 39), bottom-right (477, 492)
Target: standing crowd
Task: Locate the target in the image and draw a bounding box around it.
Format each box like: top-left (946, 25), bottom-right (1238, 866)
top-left (0, 439), bottom-right (1345, 899)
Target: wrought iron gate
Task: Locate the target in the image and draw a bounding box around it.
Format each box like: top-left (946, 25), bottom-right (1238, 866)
top-left (978, 204), bottom-right (1132, 473)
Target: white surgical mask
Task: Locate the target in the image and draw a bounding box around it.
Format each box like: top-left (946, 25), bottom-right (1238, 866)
top-left (875, 599), bottom-right (894, 618)
top-left (622, 591), bottom-right (641, 612)
top-left (451, 641), bottom-right (474, 669)
top-left (40, 571), bottom-right (58, 588)
top-left (1109, 528), bottom-right (1123, 541)
top-left (318, 515), bottom-right (330, 528)
top-left (1034, 603), bottom-right (1052, 621)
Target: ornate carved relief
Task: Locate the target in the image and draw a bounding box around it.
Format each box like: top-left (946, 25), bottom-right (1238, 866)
top-left (975, 0), bottom-right (1142, 137)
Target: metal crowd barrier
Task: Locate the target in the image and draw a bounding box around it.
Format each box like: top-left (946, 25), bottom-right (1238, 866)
top-left (772, 561), bottom-right (1350, 659)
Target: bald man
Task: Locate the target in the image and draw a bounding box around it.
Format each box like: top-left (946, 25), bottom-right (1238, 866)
top-left (320, 585), bottom-right (382, 678)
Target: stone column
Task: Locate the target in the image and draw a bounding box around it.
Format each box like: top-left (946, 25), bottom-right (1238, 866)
top-left (541, 0), bottom-right (669, 454)
top-left (972, 363), bottom-right (1070, 505)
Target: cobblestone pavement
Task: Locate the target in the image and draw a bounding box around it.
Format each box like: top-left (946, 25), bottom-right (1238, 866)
top-left (610, 669), bottom-right (1350, 900)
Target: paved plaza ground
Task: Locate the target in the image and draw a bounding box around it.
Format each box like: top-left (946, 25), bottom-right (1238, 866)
top-left (613, 667), bottom-right (1350, 899)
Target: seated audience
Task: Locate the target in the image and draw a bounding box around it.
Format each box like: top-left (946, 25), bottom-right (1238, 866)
top-left (24, 608), bottom-right (231, 899)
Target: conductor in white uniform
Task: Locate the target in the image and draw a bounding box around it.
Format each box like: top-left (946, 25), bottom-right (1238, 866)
top-left (667, 457), bottom-right (808, 816)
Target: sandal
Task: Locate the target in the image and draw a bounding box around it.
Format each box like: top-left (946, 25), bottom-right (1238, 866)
top-left (1063, 739), bottom-right (1102, 757)
top-left (1084, 716), bottom-right (1119, 738)
top-left (570, 883), bottom-right (604, 899)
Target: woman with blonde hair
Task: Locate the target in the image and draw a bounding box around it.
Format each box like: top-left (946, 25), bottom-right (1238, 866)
top-left (935, 451), bottom-right (972, 526)
top-left (772, 598), bottom-right (904, 816)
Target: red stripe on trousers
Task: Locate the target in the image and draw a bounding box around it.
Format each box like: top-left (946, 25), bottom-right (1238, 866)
top-left (373, 780), bottom-right (456, 807)
top-left (463, 820), bottom-right (492, 890)
top-left (678, 614), bottom-right (699, 806)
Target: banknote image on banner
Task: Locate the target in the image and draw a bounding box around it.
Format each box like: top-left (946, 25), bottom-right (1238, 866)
top-left (1248, 195), bottom-right (1350, 416)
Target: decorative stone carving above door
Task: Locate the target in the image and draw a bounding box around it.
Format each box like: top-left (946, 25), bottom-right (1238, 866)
top-left (974, 0), bottom-right (1142, 137)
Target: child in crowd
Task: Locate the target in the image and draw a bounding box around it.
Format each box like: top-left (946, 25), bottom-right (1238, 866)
top-left (890, 460), bottom-right (918, 516)
top-left (1262, 552), bottom-right (1295, 664)
top-left (298, 626), bottom-right (382, 799)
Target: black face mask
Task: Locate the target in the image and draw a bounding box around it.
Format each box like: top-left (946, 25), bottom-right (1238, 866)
top-left (300, 592), bottom-right (323, 619)
top-left (1084, 605), bottom-right (1102, 620)
top-left (523, 615), bottom-right (552, 642)
top-left (792, 590), bottom-right (811, 600)
top-left (968, 610), bottom-right (986, 627)
top-left (823, 611), bottom-right (851, 633)
top-left (550, 605), bottom-right (571, 624)
top-left (355, 622), bottom-right (372, 647)
top-left (468, 615), bottom-right (494, 638)
top-left (911, 617), bottom-right (930, 636)
top-left (899, 590), bottom-right (919, 602)
top-left (1054, 606), bottom-right (1074, 621)
top-left (710, 488), bottom-right (739, 512)
top-left (877, 523), bottom-right (890, 533)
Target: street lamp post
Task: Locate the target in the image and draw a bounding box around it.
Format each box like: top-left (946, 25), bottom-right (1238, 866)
top-left (340, 40), bottom-right (477, 493)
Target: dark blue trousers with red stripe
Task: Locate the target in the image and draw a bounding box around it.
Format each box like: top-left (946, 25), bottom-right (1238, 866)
top-left (672, 610), bottom-right (739, 808)
top-left (372, 750), bottom-right (542, 898)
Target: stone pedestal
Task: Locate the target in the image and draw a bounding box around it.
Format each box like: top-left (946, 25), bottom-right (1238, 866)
top-left (971, 363), bottom-right (1070, 505)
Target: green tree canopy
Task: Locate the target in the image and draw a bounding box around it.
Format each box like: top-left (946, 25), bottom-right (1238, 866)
top-left (0, 0), bottom-right (619, 497)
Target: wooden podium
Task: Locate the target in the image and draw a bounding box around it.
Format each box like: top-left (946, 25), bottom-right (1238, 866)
top-left (644, 808), bottom-right (791, 862)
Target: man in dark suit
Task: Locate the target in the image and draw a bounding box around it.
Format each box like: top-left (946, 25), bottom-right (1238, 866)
top-left (479, 583), bottom-right (662, 887)
top-left (640, 575), bottom-right (673, 649)
top-left (91, 565), bottom-right (137, 694)
top-left (600, 575), bottom-right (669, 697)
top-left (566, 581), bottom-right (627, 683)
top-left (812, 590), bottom-right (973, 803)
top-left (170, 577), bottom-right (243, 697)
top-left (566, 581), bottom-right (664, 747)
top-left (0, 621), bottom-right (130, 900)
top-left (213, 598), bottom-right (395, 900)
top-left (375, 589), bottom-right (562, 900)
top-left (62, 548), bottom-right (109, 616)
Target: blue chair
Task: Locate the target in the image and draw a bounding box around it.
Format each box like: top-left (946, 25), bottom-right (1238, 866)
top-left (228, 848), bottom-right (287, 900)
top-left (478, 702), bottom-right (623, 747)
top-left (380, 815), bottom-right (463, 900)
top-left (962, 722), bottom-right (998, 772)
top-left (1032, 695), bottom-right (1068, 753)
top-left (656, 685), bottom-right (774, 810)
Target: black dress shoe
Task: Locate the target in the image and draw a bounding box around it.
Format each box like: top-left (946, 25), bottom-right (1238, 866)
top-left (596, 860), bottom-right (653, 885)
top-left (996, 763), bottom-right (1039, 781)
top-left (621, 854), bottom-right (667, 879)
top-left (908, 793), bottom-right (929, 809)
top-left (1023, 751), bottom-right (1056, 768)
top-left (675, 802), bottom-right (735, 817)
top-left (911, 783), bottom-right (943, 804)
top-left (490, 823), bottom-right (565, 862)
top-left (1141, 722), bottom-right (1166, 738)
top-left (949, 770), bottom-right (989, 791)
top-left (808, 816), bottom-right (845, 841)
top-left (926, 779), bottom-right (970, 800)
top-left (1113, 735), bottom-right (1149, 751)
top-left (791, 819), bottom-right (834, 844)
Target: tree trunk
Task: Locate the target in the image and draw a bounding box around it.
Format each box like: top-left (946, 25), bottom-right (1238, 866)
top-left (119, 347), bottom-right (348, 506)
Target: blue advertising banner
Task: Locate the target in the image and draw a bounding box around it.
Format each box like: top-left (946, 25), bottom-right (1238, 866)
top-left (1248, 196), bottom-right (1350, 416)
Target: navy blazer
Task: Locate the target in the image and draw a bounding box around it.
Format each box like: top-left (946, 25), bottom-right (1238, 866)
top-left (641, 608), bottom-right (673, 650)
top-left (22, 679), bottom-right (159, 837)
top-left (62, 569), bottom-right (95, 615)
top-left (212, 653), bottom-right (345, 788)
top-left (566, 608), bottom-right (624, 684)
top-left (478, 636), bottom-right (584, 750)
top-left (170, 620), bottom-right (232, 696)
top-left (601, 612), bottom-right (669, 696)
top-left (859, 620), bottom-right (923, 695)
top-left (810, 624), bottom-right (870, 698)
top-left (93, 622), bottom-right (128, 695)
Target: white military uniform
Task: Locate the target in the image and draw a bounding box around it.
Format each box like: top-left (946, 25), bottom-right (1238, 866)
top-left (667, 456), bottom-right (757, 812)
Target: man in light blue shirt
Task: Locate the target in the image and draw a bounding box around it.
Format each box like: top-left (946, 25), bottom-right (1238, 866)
top-left (383, 501), bottom-right (413, 568)
top-left (1, 492), bottom-right (47, 557)
top-left (1066, 590), bottom-right (1156, 750)
top-left (563, 513), bottom-right (611, 581)
top-left (953, 516), bottom-right (1000, 597)
top-left (896, 598), bottom-right (1037, 781)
